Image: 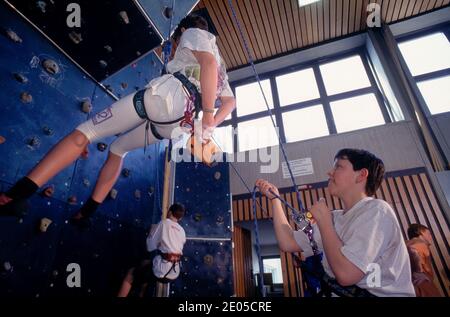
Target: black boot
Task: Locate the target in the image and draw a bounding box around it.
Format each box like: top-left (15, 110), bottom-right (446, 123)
top-left (0, 177), bottom-right (38, 218)
top-left (69, 197), bottom-right (100, 230)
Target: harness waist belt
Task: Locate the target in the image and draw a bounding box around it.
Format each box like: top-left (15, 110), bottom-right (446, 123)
top-left (161, 252), bottom-right (182, 263)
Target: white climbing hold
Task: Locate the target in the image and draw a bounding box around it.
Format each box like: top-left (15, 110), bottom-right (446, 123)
top-left (214, 172), bottom-right (221, 180)
top-left (39, 218), bottom-right (52, 232)
top-left (110, 188), bottom-right (118, 200)
top-left (20, 92), bottom-right (33, 104)
top-left (118, 11), bottom-right (130, 24)
top-left (81, 100), bottom-right (92, 113)
top-left (68, 31), bottom-right (82, 44)
top-left (6, 29), bottom-right (22, 43)
top-left (42, 59), bottom-right (60, 75)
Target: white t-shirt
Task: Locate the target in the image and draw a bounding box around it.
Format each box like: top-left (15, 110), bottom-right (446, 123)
top-left (146, 218), bottom-right (186, 280)
top-left (167, 28), bottom-right (234, 98)
top-left (293, 197), bottom-right (415, 297)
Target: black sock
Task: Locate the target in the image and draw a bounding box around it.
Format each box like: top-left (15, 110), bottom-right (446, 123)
top-left (5, 177), bottom-right (39, 201)
top-left (79, 197), bottom-right (100, 218)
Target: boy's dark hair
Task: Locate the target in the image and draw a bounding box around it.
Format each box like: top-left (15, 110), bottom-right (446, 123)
top-left (169, 203), bottom-right (185, 220)
top-left (407, 223), bottom-right (429, 240)
top-left (335, 148), bottom-right (385, 196)
top-left (172, 14), bottom-right (209, 42)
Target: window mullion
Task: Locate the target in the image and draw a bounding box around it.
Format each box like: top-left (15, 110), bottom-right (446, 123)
top-left (313, 65), bottom-right (337, 134)
top-left (269, 77), bottom-right (286, 144)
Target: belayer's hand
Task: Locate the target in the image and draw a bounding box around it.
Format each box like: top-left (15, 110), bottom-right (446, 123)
top-left (255, 179), bottom-right (279, 200)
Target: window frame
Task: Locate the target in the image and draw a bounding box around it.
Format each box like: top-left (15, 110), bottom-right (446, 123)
top-left (222, 48), bottom-right (391, 153)
top-left (396, 23), bottom-right (450, 116)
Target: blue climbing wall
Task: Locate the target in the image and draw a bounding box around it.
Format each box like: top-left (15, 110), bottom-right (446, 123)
top-left (0, 3), bottom-right (166, 296)
top-left (171, 161), bottom-right (234, 297)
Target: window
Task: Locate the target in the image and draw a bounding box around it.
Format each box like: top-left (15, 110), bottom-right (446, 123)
top-left (263, 258), bottom-right (283, 284)
top-left (276, 68), bottom-right (320, 106)
top-left (282, 105), bottom-right (329, 142)
top-left (237, 117), bottom-right (279, 152)
top-left (399, 33), bottom-right (450, 77)
top-left (417, 76), bottom-right (450, 115)
top-left (319, 55), bottom-right (371, 95)
top-left (330, 94), bottom-right (385, 133)
top-left (231, 52), bottom-right (387, 152)
top-left (235, 80), bottom-right (273, 117)
top-left (399, 31), bottom-right (450, 115)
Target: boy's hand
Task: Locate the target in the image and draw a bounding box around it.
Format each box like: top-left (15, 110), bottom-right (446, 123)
top-left (255, 179), bottom-right (279, 200)
top-left (309, 198), bottom-right (331, 225)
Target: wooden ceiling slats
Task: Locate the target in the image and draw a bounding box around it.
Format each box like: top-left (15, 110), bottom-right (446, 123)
top-left (354, 0), bottom-right (363, 32)
top-left (279, 0), bottom-right (295, 50)
top-left (291, 0), bottom-right (305, 46)
top-left (257, 0), bottom-right (278, 56)
top-left (193, 0), bottom-right (449, 70)
top-left (286, 0), bottom-right (300, 48)
top-left (270, 0), bottom-right (289, 52)
top-left (317, 0), bottom-right (325, 42)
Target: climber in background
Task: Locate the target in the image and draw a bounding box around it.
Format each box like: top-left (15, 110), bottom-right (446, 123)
top-left (0, 14), bottom-right (236, 224)
top-left (117, 203), bottom-right (186, 297)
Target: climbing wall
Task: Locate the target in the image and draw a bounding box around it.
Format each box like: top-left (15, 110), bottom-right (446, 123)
top-left (171, 161), bottom-right (234, 297)
top-left (0, 3), bottom-right (166, 296)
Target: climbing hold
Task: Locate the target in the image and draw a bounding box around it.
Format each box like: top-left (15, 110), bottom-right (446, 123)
top-left (81, 100), bottom-right (92, 113)
top-left (121, 168), bottom-right (130, 178)
top-left (203, 254), bottom-right (214, 266)
top-left (36, 1), bottom-right (47, 13)
top-left (39, 217), bottom-right (52, 232)
top-left (3, 262), bottom-right (12, 272)
top-left (42, 59), bottom-right (60, 75)
top-left (68, 31), bottom-right (82, 44)
top-left (118, 11), bottom-right (130, 24)
top-left (136, 51), bottom-right (141, 56)
top-left (41, 185), bottom-right (54, 198)
top-left (97, 142), bottom-right (107, 152)
top-left (0, 136), bottom-right (5, 144)
top-left (5, 29), bottom-right (22, 43)
top-left (42, 126), bottom-right (53, 136)
top-left (110, 188), bottom-right (118, 200)
top-left (216, 216), bottom-right (224, 225)
top-left (134, 189), bottom-right (141, 200)
top-left (214, 172), bottom-right (221, 180)
top-left (104, 45), bottom-right (112, 53)
top-left (193, 213), bottom-right (202, 222)
top-left (27, 136), bottom-right (40, 147)
top-left (67, 196), bottom-right (77, 205)
top-left (163, 6), bottom-right (174, 19)
top-left (52, 270), bottom-right (58, 277)
top-left (82, 178), bottom-right (90, 187)
top-left (13, 73), bottom-right (28, 83)
top-left (20, 92), bottom-right (33, 104)
top-left (147, 186), bottom-right (154, 196)
top-left (120, 82), bottom-right (128, 90)
top-left (217, 277), bottom-right (224, 284)
top-left (99, 60), bottom-right (108, 68)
